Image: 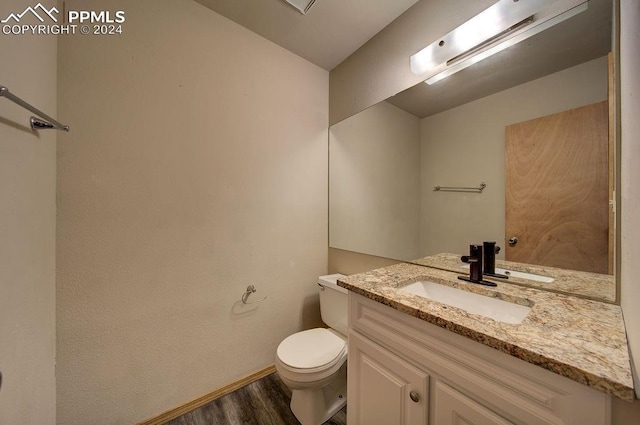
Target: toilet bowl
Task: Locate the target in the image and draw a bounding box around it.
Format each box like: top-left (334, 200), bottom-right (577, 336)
top-left (275, 274), bottom-right (348, 425)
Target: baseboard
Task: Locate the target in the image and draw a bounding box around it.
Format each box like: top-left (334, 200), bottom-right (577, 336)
top-left (137, 364), bottom-right (277, 425)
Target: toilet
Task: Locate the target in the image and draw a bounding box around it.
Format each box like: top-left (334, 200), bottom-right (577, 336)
top-left (275, 273), bottom-right (348, 425)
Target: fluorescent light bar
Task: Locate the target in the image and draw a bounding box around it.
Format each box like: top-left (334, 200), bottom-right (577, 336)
top-left (427, 2), bottom-right (588, 85)
top-left (410, 0), bottom-right (588, 84)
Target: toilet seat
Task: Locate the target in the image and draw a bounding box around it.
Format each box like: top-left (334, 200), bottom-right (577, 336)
top-left (277, 328), bottom-right (346, 374)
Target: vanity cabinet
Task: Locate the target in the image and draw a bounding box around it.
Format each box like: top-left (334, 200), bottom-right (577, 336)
top-left (349, 331), bottom-right (429, 424)
top-left (347, 293), bottom-right (612, 425)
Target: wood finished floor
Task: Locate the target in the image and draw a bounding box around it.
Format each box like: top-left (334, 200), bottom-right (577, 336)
top-left (167, 372), bottom-right (347, 425)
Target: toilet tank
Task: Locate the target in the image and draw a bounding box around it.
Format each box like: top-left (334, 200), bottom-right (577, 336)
top-left (318, 274), bottom-right (348, 336)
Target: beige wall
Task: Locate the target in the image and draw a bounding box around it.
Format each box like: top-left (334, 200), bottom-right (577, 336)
top-left (330, 101), bottom-right (421, 260)
top-left (56, 1), bottom-right (328, 424)
top-left (329, 0), bottom-right (494, 125)
top-left (420, 57), bottom-right (608, 258)
top-left (0, 0), bottom-right (57, 423)
top-left (328, 248), bottom-right (400, 276)
top-left (620, 0), bottom-right (640, 400)
top-left (603, 0), bottom-right (640, 419)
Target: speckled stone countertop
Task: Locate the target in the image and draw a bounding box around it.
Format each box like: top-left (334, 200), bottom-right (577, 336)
top-left (337, 262), bottom-right (634, 401)
top-left (412, 253), bottom-right (616, 303)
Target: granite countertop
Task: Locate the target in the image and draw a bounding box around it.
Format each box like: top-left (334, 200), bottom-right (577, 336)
top-left (411, 253), bottom-right (616, 303)
top-left (337, 262), bottom-right (634, 401)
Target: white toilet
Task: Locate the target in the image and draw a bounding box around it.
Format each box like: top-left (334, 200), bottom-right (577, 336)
top-left (275, 273), bottom-right (348, 425)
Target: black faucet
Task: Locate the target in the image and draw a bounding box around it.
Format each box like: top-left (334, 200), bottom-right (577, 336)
top-left (482, 241), bottom-right (508, 279)
top-left (458, 244), bottom-right (497, 287)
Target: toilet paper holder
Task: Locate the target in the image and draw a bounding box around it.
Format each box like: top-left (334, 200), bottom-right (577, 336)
top-left (241, 285), bottom-right (267, 305)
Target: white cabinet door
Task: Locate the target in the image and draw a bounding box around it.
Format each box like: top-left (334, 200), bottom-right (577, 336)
top-left (348, 331), bottom-right (429, 425)
top-left (434, 380), bottom-right (514, 425)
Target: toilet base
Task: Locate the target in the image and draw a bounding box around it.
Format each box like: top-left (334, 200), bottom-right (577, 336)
top-left (289, 364), bottom-right (347, 425)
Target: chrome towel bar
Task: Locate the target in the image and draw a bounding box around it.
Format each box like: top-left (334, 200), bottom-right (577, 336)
top-left (0, 85), bottom-right (69, 132)
top-left (434, 182), bottom-right (486, 193)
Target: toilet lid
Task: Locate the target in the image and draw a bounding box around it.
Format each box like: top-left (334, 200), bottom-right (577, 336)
top-left (277, 328), bottom-right (346, 370)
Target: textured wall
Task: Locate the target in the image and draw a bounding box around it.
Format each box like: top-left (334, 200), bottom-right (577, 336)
top-left (328, 248), bottom-right (400, 276)
top-left (593, 1), bottom-right (640, 419)
top-left (0, 0), bottom-right (57, 423)
top-left (620, 0), bottom-right (640, 401)
top-left (420, 57), bottom-right (608, 258)
top-left (56, 1), bottom-right (328, 423)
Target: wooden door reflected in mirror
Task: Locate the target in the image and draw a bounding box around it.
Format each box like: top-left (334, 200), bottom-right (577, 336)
top-left (505, 101), bottom-right (611, 275)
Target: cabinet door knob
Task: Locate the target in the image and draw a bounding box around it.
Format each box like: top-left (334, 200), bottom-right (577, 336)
top-left (409, 391), bottom-right (420, 403)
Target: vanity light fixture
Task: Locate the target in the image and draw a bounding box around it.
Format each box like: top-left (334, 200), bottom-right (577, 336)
top-left (281, 0), bottom-right (317, 15)
top-left (410, 0), bottom-right (588, 85)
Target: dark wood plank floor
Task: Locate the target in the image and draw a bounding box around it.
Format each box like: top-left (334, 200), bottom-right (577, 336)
top-left (167, 372), bottom-right (347, 425)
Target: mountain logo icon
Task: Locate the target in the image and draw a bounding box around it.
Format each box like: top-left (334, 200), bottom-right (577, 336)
top-left (1, 3), bottom-right (59, 24)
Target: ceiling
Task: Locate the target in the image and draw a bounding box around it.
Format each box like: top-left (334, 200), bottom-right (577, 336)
top-left (193, 0), bottom-right (420, 70)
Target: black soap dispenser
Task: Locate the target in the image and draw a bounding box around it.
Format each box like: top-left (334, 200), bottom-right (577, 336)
top-left (483, 241), bottom-right (508, 279)
top-left (458, 244), bottom-right (497, 287)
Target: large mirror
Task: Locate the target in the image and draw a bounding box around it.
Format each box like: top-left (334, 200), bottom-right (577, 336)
top-left (329, 0), bottom-right (615, 301)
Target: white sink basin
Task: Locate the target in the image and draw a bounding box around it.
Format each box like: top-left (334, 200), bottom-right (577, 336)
top-left (460, 264), bottom-right (554, 283)
top-left (400, 281), bottom-right (531, 324)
